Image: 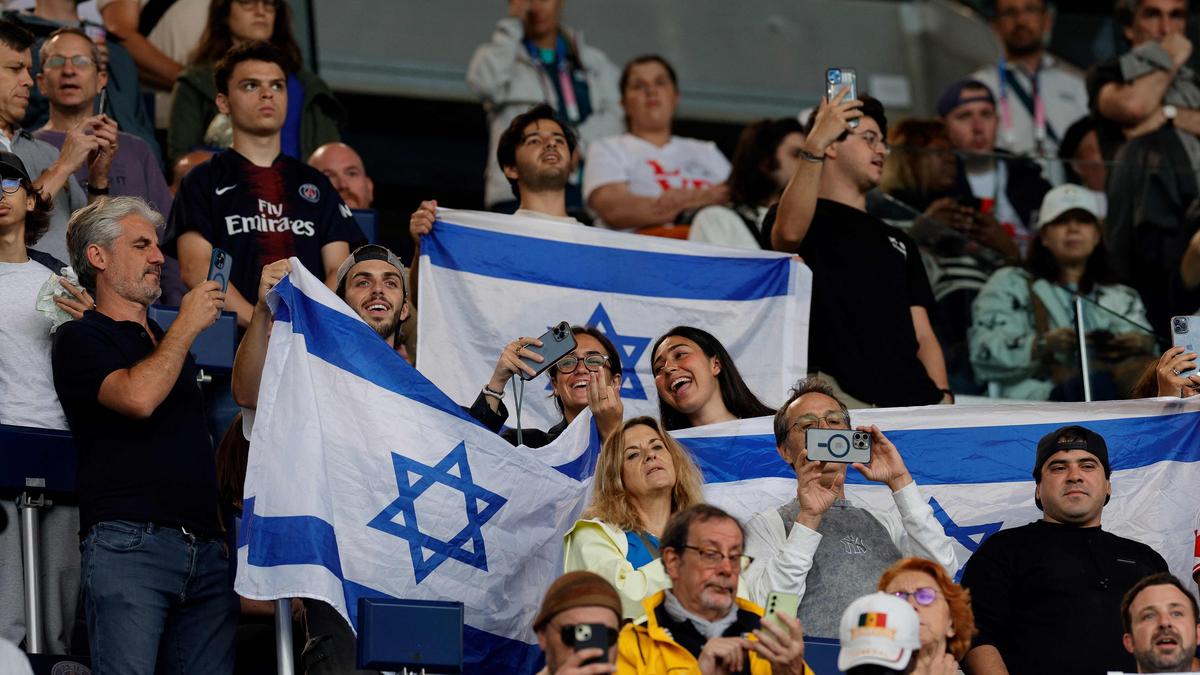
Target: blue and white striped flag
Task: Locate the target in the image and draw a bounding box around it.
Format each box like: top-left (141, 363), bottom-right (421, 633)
top-left (677, 399), bottom-right (1200, 594)
top-left (415, 209), bottom-right (811, 429)
top-left (237, 261), bottom-right (1200, 669)
top-left (235, 261), bottom-right (602, 672)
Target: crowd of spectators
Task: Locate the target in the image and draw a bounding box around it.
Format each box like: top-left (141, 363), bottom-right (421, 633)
top-left (1, 0), bottom-right (1200, 673)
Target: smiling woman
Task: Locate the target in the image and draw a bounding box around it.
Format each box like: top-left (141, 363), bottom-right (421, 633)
top-left (651, 325), bottom-right (774, 430)
top-left (562, 417), bottom-right (705, 619)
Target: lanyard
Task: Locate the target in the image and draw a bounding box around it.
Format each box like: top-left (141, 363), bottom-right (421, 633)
top-left (997, 57), bottom-right (1047, 153)
top-left (525, 35), bottom-right (581, 123)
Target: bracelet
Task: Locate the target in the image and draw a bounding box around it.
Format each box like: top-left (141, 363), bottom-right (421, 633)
top-left (798, 148), bottom-right (826, 164)
top-left (482, 385), bottom-right (505, 400)
top-left (86, 182), bottom-right (110, 196)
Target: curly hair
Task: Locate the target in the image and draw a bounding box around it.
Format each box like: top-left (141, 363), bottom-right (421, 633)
top-left (581, 416), bottom-right (705, 532)
top-left (18, 179), bottom-right (53, 247)
top-left (877, 557), bottom-right (976, 660)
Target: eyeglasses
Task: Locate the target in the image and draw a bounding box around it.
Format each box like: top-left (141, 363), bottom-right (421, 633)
top-left (789, 412), bottom-right (850, 434)
top-left (43, 55), bottom-right (96, 70)
top-left (856, 130), bottom-right (891, 154)
top-left (0, 178), bottom-right (21, 194)
top-left (681, 545), bottom-right (753, 572)
top-left (556, 354), bottom-right (610, 374)
top-left (891, 587), bottom-right (940, 607)
top-left (233, 0), bottom-right (279, 8)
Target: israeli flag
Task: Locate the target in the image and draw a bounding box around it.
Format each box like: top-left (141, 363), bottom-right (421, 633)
top-left (415, 209), bottom-right (811, 429)
top-left (235, 261), bottom-right (601, 672)
top-left (677, 399), bottom-right (1200, 593)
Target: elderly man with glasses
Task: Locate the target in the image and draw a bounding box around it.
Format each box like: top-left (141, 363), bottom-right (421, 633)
top-left (741, 377), bottom-right (958, 639)
top-left (617, 504), bottom-right (814, 675)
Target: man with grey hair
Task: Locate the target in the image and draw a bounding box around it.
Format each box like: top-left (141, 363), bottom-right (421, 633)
top-left (50, 196), bottom-right (237, 673)
top-left (741, 377), bottom-right (957, 638)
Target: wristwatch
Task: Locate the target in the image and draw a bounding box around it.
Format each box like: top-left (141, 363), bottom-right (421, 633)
top-left (1163, 104), bottom-right (1179, 123)
top-left (85, 182), bottom-right (109, 196)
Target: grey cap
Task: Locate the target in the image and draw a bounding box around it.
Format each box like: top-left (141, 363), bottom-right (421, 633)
top-left (334, 244), bottom-right (408, 297)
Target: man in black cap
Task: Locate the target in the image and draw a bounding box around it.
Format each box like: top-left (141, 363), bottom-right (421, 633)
top-left (937, 78), bottom-right (1050, 261)
top-left (960, 425), bottom-right (1168, 675)
top-left (229, 244), bottom-right (410, 675)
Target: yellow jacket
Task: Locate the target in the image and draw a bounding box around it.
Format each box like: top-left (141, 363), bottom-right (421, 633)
top-left (616, 591), bottom-right (814, 675)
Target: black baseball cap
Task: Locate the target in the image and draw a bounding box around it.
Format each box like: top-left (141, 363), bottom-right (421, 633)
top-left (1032, 425), bottom-right (1111, 481)
top-left (0, 151), bottom-right (31, 183)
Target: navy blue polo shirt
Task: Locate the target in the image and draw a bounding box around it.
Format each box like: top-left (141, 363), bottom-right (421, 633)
top-left (51, 310), bottom-right (221, 538)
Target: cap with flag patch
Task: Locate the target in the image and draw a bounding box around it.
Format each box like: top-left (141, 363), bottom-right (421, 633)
top-left (837, 592), bottom-right (921, 672)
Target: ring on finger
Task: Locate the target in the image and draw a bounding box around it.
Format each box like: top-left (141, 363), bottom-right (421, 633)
top-left (1173, 368), bottom-right (1182, 376)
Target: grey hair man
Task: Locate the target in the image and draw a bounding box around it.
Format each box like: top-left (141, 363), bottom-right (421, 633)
top-left (50, 196), bottom-right (236, 673)
top-left (740, 377), bottom-right (958, 638)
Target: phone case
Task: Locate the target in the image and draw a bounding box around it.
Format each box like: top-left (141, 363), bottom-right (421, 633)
top-left (208, 248), bottom-right (232, 294)
top-left (1171, 316), bottom-right (1200, 374)
top-left (805, 428), bottom-right (871, 464)
top-left (519, 321), bottom-right (577, 381)
top-left (825, 67), bottom-right (859, 127)
top-left (763, 591), bottom-right (800, 631)
top-left (564, 623), bottom-right (610, 666)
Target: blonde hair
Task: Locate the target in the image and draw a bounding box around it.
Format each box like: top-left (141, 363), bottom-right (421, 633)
top-left (582, 417), bottom-right (705, 532)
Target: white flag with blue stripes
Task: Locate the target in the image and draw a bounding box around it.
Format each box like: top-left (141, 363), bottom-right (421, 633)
top-left (415, 209), bottom-right (810, 429)
top-left (235, 261), bottom-right (602, 672)
top-left (675, 399), bottom-right (1200, 596)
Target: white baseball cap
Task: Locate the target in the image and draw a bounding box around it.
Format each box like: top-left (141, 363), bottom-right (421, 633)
top-left (1036, 183), bottom-right (1100, 230)
top-left (837, 592), bottom-right (922, 672)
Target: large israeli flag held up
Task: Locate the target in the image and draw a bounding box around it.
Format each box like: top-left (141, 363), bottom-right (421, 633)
top-left (235, 261), bottom-right (602, 672)
top-left (415, 209), bottom-right (811, 429)
top-left (676, 398), bottom-right (1200, 604)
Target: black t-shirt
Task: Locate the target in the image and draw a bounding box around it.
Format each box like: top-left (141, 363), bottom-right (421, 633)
top-left (165, 149), bottom-right (364, 305)
top-left (760, 200), bottom-right (941, 407)
top-left (961, 520), bottom-right (1168, 675)
top-left (1086, 57), bottom-right (1130, 162)
top-left (51, 311), bottom-right (221, 537)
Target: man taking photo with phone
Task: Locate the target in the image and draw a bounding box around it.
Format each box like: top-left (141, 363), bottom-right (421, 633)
top-left (740, 377), bottom-right (957, 639)
top-left (532, 571), bottom-right (622, 675)
top-left (762, 88), bottom-right (950, 409)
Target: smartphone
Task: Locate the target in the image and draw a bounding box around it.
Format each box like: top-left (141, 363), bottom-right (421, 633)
top-left (763, 591), bottom-right (801, 633)
top-left (561, 623), bottom-right (612, 666)
top-left (519, 321), bottom-right (576, 381)
top-left (806, 428), bottom-right (871, 464)
top-left (825, 67), bottom-right (859, 128)
top-left (94, 87), bottom-right (108, 116)
top-left (207, 248), bottom-right (232, 293)
top-left (1171, 316), bottom-right (1200, 376)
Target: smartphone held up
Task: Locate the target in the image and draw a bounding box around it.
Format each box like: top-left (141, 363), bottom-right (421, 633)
top-left (825, 67), bottom-right (859, 127)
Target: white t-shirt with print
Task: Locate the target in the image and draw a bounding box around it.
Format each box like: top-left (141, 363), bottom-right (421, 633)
top-left (0, 258), bottom-right (67, 429)
top-left (583, 133), bottom-right (730, 207)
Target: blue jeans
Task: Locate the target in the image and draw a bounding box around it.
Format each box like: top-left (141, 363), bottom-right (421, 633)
top-left (81, 521), bottom-right (238, 675)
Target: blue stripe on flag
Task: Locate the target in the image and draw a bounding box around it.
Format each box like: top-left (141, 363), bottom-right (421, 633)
top-left (241, 497), bottom-right (543, 673)
top-left (681, 411), bottom-right (1200, 486)
top-left (422, 220), bottom-right (791, 301)
top-left (271, 277), bottom-right (484, 428)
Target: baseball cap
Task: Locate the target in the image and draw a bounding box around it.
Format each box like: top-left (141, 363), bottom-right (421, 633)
top-left (532, 571), bottom-right (622, 632)
top-left (334, 244), bottom-right (407, 297)
top-left (936, 79), bottom-right (996, 118)
top-left (1036, 183), bottom-right (1100, 231)
top-left (1032, 424), bottom-right (1110, 480)
top-left (0, 151), bottom-right (31, 183)
top-left (837, 592), bottom-right (921, 672)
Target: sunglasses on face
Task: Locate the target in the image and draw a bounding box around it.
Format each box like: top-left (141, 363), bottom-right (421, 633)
top-left (892, 587), bottom-right (939, 606)
top-left (0, 178), bottom-right (22, 195)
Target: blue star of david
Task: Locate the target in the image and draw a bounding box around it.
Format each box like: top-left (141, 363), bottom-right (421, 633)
top-left (367, 442), bottom-right (507, 584)
top-left (928, 496), bottom-right (1003, 582)
top-left (582, 303), bottom-right (651, 400)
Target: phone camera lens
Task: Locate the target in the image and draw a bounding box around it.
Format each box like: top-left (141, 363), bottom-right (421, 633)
top-left (1175, 318), bottom-right (1188, 334)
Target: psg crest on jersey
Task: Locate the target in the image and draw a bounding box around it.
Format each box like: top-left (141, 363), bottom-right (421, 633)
top-left (299, 183), bottom-right (321, 203)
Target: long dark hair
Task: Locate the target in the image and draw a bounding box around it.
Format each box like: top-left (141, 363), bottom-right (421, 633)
top-left (1026, 212), bottom-right (1117, 294)
top-left (190, 0), bottom-right (301, 71)
top-left (651, 326), bottom-right (773, 430)
top-left (19, 178), bottom-right (52, 246)
top-left (728, 118), bottom-right (806, 208)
